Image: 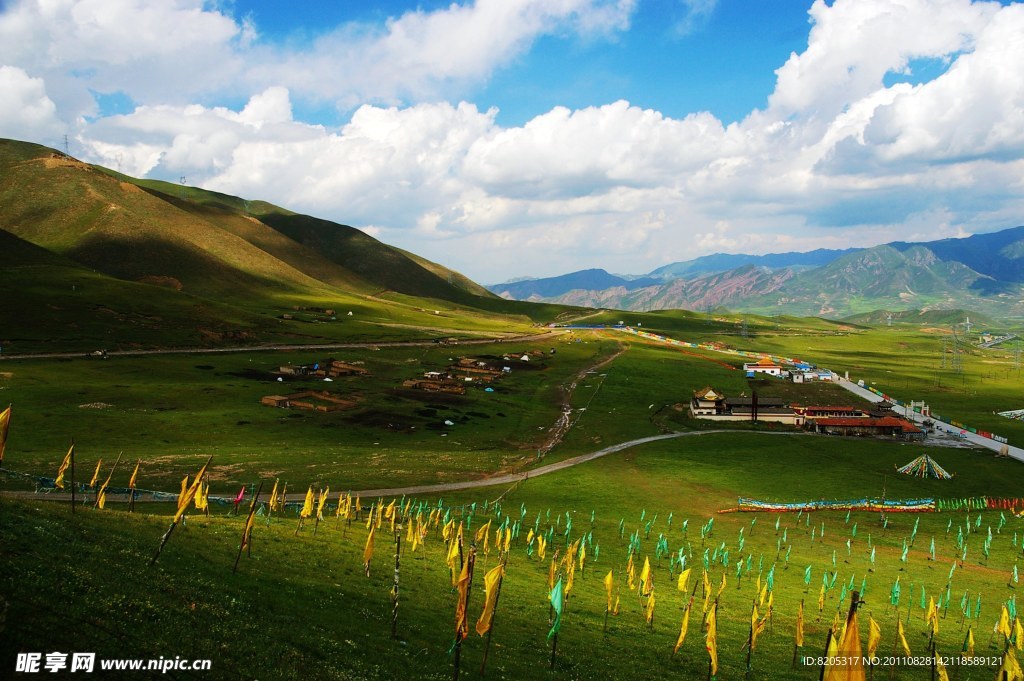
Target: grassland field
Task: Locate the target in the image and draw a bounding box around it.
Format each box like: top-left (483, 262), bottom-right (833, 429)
top-left (2, 432), bottom-right (1022, 680)
top-left (2, 318), bottom-right (1023, 680)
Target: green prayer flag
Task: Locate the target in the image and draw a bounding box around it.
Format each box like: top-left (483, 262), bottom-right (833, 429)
top-left (548, 578), bottom-right (564, 641)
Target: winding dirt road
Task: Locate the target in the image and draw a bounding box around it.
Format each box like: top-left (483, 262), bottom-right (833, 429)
top-left (2, 430), bottom-right (811, 504)
top-left (0, 331), bottom-right (561, 361)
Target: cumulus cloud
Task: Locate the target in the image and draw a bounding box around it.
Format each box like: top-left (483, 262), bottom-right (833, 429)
top-left (0, 66), bottom-right (62, 142)
top-left (1, 0), bottom-right (1023, 281)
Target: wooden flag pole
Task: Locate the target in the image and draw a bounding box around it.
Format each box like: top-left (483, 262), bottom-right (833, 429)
top-left (232, 480), bottom-right (263, 573)
top-left (150, 455), bottom-right (212, 566)
top-left (391, 522), bottom-right (402, 639)
top-left (479, 558), bottom-right (506, 678)
top-left (452, 547), bottom-right (476, 681)
top-left (70, 439), bottom-right (76, 514)
top-left (745, 602), bottom-right (755, 677)
top-left (0, 402), bottom-right (9, 470)
top-left (128, 458), bottom-right (141, 514)
top-left (550, 628), bottom-right (559, 672)
top-left (818, 627), bottom-right (833, 681)
top-left (888, 616), bottom-right (900, 680)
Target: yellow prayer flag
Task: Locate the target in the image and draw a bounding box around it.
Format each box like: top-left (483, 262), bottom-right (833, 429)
top-left (177, 474), bottom-right (188, 509)
top-left (241, 507), bottom-right (256, 550)
top-left (0, 405), bottom-right (10, 464)
top-left (475, 563), bottom-right (504, 636)
top-left (172, 460), bottom-right (210, 523)
top-left (446, 536), bottom-right (461, 585)
top-left (268, 480), bottom-right (280, 512)
top-left (363, 525), bottom-right (376, 571)
top-left (963, 627), bottom-right (975, 658)
top-left (645, 591), bottom-right (656, 624)
top-left (300, 486), bottom-right (314, 519)
top-left (897, 618), bottom-right (912, 657)
top-left (454, 551), bottom-right (472, 641)
top-left (88, 459), bottom-right (103, 488)
top-left (673, 603), bottom-right (690, 654)
top-left (316, 487), bottom-right (329, 520)
top-left (677, 568), bottom-right (691, 593)
top-left (475, 520), bottom-right (491, 544)
top-left (128, 460), bottom-right (140, 489)
top-left (823, 608), bottom-right (866, 681)
top-left (603, 570), bottom-right (614, 611)
top-left (1015, 618), bottom-right (1024, 652)
top-left (716, 572), bottom-right (726, 599)
top-left (55, 445), bottom-right (73, 490)
top-left (705, 603), bottom-right (718, 676)
top-left (97, 486), bottom-right (107, 509)
top-left (751, 604), bottom-right (763, 649)
top-left (996, 649), bottom-right (1023, 681)
top-left (867, 617), bottom-right (881, 657)
top-left (999, 606), bottom-right (1013, 640)
top-left (935, 652), bottom-right (950, 681)
top-left (639, 556), bottom-right (652, 596)
top-left (194, 481), bottom-right (208, 511)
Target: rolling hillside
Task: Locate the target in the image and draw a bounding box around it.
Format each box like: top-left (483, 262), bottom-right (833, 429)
top-left (0, 138), bottom-right (569, 352)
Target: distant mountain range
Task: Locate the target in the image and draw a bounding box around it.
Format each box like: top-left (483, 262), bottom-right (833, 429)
top-left (488, 227), bottom-right (1024, 319)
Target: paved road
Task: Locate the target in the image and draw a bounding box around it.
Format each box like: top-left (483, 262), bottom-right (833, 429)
top-left (834, 377), bottom-right (1024, 464)
top-left (0, 331), bottom-right (560, 361)
top-left (3, 429), bottom-right (813, 504)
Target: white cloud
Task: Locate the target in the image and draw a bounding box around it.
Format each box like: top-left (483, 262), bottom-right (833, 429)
top-left (673, 0), bottom-right (718, 36)
top-left (0, 0), bottom-right (636, 119)
top-left (1, 0), bottom-right (1023, 282)
top-left (767, 0), bottom-right (997, 122)
top-left (0, 66), bottom-right (62, 142)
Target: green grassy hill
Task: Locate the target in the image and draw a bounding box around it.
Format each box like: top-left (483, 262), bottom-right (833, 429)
top-left (0, 138), bottom-right (580, 352)
top-left (842, 309), bottom-right (1000, 329)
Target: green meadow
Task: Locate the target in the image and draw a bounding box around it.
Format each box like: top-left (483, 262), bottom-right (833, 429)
top-left (3, 317), bottom-right (1023, 680)
top-left (2, 431), bottom-right (1022, 680)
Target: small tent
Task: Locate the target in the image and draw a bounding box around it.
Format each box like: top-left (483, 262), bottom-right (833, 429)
top-left (896, 454), bottom-right (953, 480)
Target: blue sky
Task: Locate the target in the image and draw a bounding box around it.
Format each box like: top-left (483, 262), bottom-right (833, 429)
top-left (1, 0), bottom-right (1023, 282)
top-left (222, 0), bottom-right (812, 128)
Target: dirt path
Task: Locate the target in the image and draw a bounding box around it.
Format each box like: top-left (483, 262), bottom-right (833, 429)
top-left (0, 331), bottom-right (561, 361)
top-left (534, 342), bottom-right (627, 458)
top-left (2, 430), bottom-right (813, 504)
